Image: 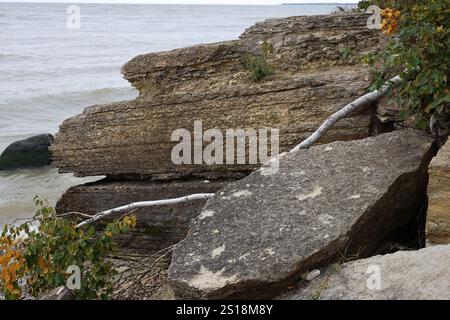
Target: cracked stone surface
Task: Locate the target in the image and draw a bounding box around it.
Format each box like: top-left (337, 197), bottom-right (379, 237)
top-left (168, 130), bottom-right (435, 299)
top-left (280, 245), bottom-right (450, 300)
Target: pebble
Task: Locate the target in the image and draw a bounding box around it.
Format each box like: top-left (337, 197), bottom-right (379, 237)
top-left (306, 269), bottom-right (321, 281)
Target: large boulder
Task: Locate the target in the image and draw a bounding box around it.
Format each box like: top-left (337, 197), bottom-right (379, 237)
top-left (0, 134), bottom-right (54, 170)
top-left (52, 13), bottom-right (380, 179)
top-left (280, 245), bottom-right (450, 300)
top-left (426, 138), bottom-right (450, 245)
top-left (168, 130), bottom-right (436, 299)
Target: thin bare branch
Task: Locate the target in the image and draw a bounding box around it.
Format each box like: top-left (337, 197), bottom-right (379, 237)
top-left (76, 193), bottom-right (214, 228)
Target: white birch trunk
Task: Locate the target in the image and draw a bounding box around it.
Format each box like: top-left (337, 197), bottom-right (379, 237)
top-left (76, 193), bottom-right (215, 228)
top-left (291, 74), bottom-right (403, 152)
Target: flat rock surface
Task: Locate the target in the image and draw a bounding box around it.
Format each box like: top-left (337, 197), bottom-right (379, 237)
top-left (168, 130), bottom-right (435, 299)
top-left (280, 245), bottom-right (450, 300)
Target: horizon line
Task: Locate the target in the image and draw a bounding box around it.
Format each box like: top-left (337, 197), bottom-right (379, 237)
top-left (0, 1), bottom-right (359, 5)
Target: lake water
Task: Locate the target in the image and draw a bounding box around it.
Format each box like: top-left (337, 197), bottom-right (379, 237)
top-left (0, 2), bottom-right (354, 225)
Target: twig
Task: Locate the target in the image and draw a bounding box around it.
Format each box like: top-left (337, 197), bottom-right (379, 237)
top-left (113, 245), bottom-right (175, 298)
top-left (137, 246), bottom-right (174, 282)
top-left (58, 212), bottom-right (95, 219)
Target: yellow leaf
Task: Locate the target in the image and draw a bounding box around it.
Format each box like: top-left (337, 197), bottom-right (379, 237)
top-left (130, 215), bottom-right (137, 228)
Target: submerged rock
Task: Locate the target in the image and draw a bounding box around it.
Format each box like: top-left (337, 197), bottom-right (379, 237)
top-left (280, 245), bottom-right (450, 300)
top-left (426, 138), bottom-right (450, 245)
top-left (168, 130), bottom-right (435, 299)
top-left (0, 134), bottom-right (54, 170)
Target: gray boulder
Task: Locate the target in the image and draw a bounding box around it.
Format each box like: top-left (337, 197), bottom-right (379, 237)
top-left (280, 245), bottom-right (450, 300)
top-left (168, 130), bottom-right (436, 299)
top-left (0, 134), bottom-right (54, 170)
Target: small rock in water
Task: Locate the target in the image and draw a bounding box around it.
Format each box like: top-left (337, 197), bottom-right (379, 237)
top-left (0, 133), bottom-right (54, 170)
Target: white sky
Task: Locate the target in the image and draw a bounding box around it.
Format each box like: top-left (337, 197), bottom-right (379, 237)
top-left (1, 0), bottom-right (359, 5)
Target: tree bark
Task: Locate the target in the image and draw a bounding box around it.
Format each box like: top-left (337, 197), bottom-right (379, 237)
top-left (76, 193), bottom-right (215, 228)
top-left (291, 74), bottom-right (403, 152)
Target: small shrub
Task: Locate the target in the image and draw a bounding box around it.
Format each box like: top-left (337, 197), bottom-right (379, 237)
top-left (246, 41), bottom-right (274, 82)
top-left (358, 0), bottom-right (372, 10)
top-left (340, 47), bottom-right (354, 60)
top-left (0, 197), bottom-right (136, 299)
top-left (372, 0), bottom-right (449, 132)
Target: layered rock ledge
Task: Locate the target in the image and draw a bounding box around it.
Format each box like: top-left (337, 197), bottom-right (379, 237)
top-left (52, 13), bottom-right (380, 179)
top-left (54, 12), bottom-right (385, 259)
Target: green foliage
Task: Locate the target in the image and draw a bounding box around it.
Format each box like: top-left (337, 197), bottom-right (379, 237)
top-left (358, 0), bottom-right (417, 10)
top-left (0, 197), bottom-right (136, 299)
top-left (246, 41), bottom-right (274, 82)
top-left (358, 0), bottom-right (372, 10)
top-left (373, 0), bottom-right (450, 131)
top-left (340, 47), bottom-right (354, 60)
top-left (361, 52), bottom-right (378, 66)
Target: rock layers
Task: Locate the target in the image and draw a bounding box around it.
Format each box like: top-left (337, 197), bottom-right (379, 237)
top-left (426, 138), bottom-right (450, 245)
top-left (50, 12), bottom-right (447, 300)
top-left (168, 130), bottom-right (435, 299)
top-left (280, 244), bottom-right (450, 300)
top-left (54, 13), bottom-right (383, 256)
top-left (52, 13), bottom-right (380, 179)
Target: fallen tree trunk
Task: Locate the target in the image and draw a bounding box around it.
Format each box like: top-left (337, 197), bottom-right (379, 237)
top-left (76, 193), bottom-right (215, 228)
top-left (291, 74), bottom-right (404, 152)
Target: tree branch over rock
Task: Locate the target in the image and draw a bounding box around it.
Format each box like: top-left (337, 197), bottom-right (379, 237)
top-left (291, 74), bottom-right (404, 152)
top-left (76, 193), bottom-right (215, 228)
